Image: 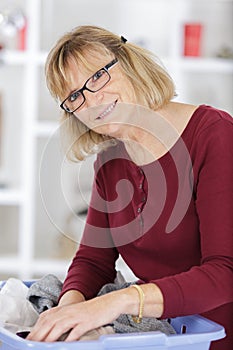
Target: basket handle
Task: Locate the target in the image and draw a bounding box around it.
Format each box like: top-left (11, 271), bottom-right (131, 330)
top-left (101, 331), bottom-right (167, 348)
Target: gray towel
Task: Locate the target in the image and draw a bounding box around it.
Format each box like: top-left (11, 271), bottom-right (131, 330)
top-left (27, 274), bottom-right (63, 314)
top-left (98, 282), bottom-right (176, 335)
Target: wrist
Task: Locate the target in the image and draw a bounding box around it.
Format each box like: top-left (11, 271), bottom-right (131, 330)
top-left (114, 285), bottom-right (143, 317)
top-left (58, 289), bottom-right (85, 306)
top-left (116, 283), bottom-right (164, 319)
top-left (130, 285), bottom-right (145, 323)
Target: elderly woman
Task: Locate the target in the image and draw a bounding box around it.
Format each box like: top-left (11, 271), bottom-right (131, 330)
top-left (28, 26), bottom-right (233, 349)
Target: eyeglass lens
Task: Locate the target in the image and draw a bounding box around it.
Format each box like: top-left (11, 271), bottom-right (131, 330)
top-left (63, 68), bottom-right (110, 112)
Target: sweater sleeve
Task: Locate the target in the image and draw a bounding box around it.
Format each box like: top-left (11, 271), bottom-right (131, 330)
top-left (60, 158), bottom-right (119, 300)
top-left (155, 115), bottom-right (233, 318)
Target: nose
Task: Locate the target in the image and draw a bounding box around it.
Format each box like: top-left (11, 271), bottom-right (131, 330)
top-left (84, 89), bottom-right (104, 108)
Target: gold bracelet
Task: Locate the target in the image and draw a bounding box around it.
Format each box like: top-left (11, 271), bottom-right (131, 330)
top-left (131, 284), bottom-right (145, 323)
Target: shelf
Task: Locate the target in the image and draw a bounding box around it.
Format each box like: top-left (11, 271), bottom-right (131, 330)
top-left (1, 49), bottom-right (232, 74)
top-left (178, 57), bottom-right (233, 73)
top-left (0, 256), bottom-right (135, 282)
top-left (0, 256), bottom-right (70, 279)
top-left (0, 189), bottom-right (23, 206)
top-left (0, 255), bottom-right (137, 282)
top-left (0, 256), bottom-right (21, 273)
top-left (31, 259), bottom-right (70, 276)
top-left (162, 56), bottom-right (233, 73)
top-left (0, 50), bottom-right (47, 66)
top-left (34, 121), bottom-right (59, 137)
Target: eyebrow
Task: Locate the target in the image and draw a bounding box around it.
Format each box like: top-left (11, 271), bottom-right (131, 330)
top-left (66, 65), bottom-right (102, 97)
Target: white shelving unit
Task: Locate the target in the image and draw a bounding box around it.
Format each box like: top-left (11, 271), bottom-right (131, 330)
top-left (0, 0), bottom-right (232, 281)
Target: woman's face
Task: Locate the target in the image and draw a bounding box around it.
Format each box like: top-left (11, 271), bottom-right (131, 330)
top-left (62, 51), bottom-right (139, 138)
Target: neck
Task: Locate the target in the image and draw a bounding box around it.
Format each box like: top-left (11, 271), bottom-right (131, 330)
top-left (119, 103), bottom-right (175, 165)
top-left (120, 101), bottom-right (197, 165)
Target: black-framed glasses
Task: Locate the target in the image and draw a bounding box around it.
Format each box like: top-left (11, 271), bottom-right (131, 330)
top-left (60, 58), bottom-right (118, 113)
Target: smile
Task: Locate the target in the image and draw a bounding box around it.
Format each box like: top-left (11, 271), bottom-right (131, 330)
top-left (96, 100), bottom-right (117, 120)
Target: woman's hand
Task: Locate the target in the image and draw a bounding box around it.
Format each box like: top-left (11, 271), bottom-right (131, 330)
top-left (27, 290), bottom-right (123, 342)
top-left (27, 283), bottom-right (163, 342)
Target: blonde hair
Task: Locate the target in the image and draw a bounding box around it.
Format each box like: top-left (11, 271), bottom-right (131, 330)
top-left (45, 25), bottom-right (176, 161)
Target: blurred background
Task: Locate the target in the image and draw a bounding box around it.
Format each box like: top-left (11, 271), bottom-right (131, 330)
top-left (0, 0), bottom-right (232, 282)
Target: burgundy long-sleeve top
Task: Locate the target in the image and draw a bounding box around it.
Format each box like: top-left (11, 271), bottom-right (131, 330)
top-left (61, 105), bottom-right (233, 349)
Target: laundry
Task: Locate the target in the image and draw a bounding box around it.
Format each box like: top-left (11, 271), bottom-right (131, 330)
top-left (27, 271), bottom-right (125, 314)
top-left (27, 274), bottom-right (63, 313)
top-left (58, 326), bottom-right (115, 341)
top-left (0, 278), bottom-right (39, 334)
top-left (0, 274), bottom-right (176, 341)
top-left (77, 326), bottom-right (116, 340)
top-left (27, 274), bottom-right (175, 338)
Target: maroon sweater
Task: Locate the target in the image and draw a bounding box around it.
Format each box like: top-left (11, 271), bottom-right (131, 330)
top-left (61, 105), bottom-right (233, 349)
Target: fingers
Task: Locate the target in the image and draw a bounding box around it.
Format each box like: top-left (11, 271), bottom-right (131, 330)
top-left (27, 307), bottom-right (74, 342)
top-left (64, 324), bottom-right (90, 342)
top-left (27, 304), bottom-right (93, 342)
top-left (26, 292), bottom-right (121, 342)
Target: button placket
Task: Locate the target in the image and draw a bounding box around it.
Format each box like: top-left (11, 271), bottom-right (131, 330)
top-left (141, 195), bottom-right (146, 202)
top-left (138, 213), bottom-right (144, 237)
top-left (136, 167), bottom-right (147, 214)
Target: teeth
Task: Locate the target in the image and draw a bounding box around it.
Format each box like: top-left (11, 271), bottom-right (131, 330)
top-left (97, 101), bottom-right (117, 119)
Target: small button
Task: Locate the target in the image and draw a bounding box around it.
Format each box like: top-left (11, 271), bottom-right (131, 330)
top-left (137, 207), bottom-right (141, 213)
top-left (139, 183), bottom-right (143, 189)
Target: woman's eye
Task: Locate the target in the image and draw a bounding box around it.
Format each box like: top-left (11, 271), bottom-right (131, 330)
top-left (69, 91), bottom-right (81, 102)
top-left (92, 69), bottom-right (104, 82)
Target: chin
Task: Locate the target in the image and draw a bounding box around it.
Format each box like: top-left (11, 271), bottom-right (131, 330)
top-left (94, 123), bottom-right (124, 138)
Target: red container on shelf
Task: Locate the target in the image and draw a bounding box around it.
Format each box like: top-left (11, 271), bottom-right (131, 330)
top-left (183, 23), bottom-right (203, 57)
top-left (18, 19), bottom-right (27, 51)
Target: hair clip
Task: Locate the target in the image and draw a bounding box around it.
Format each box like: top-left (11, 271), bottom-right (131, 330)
top-left (120, 36), bottom-right (127, 43)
